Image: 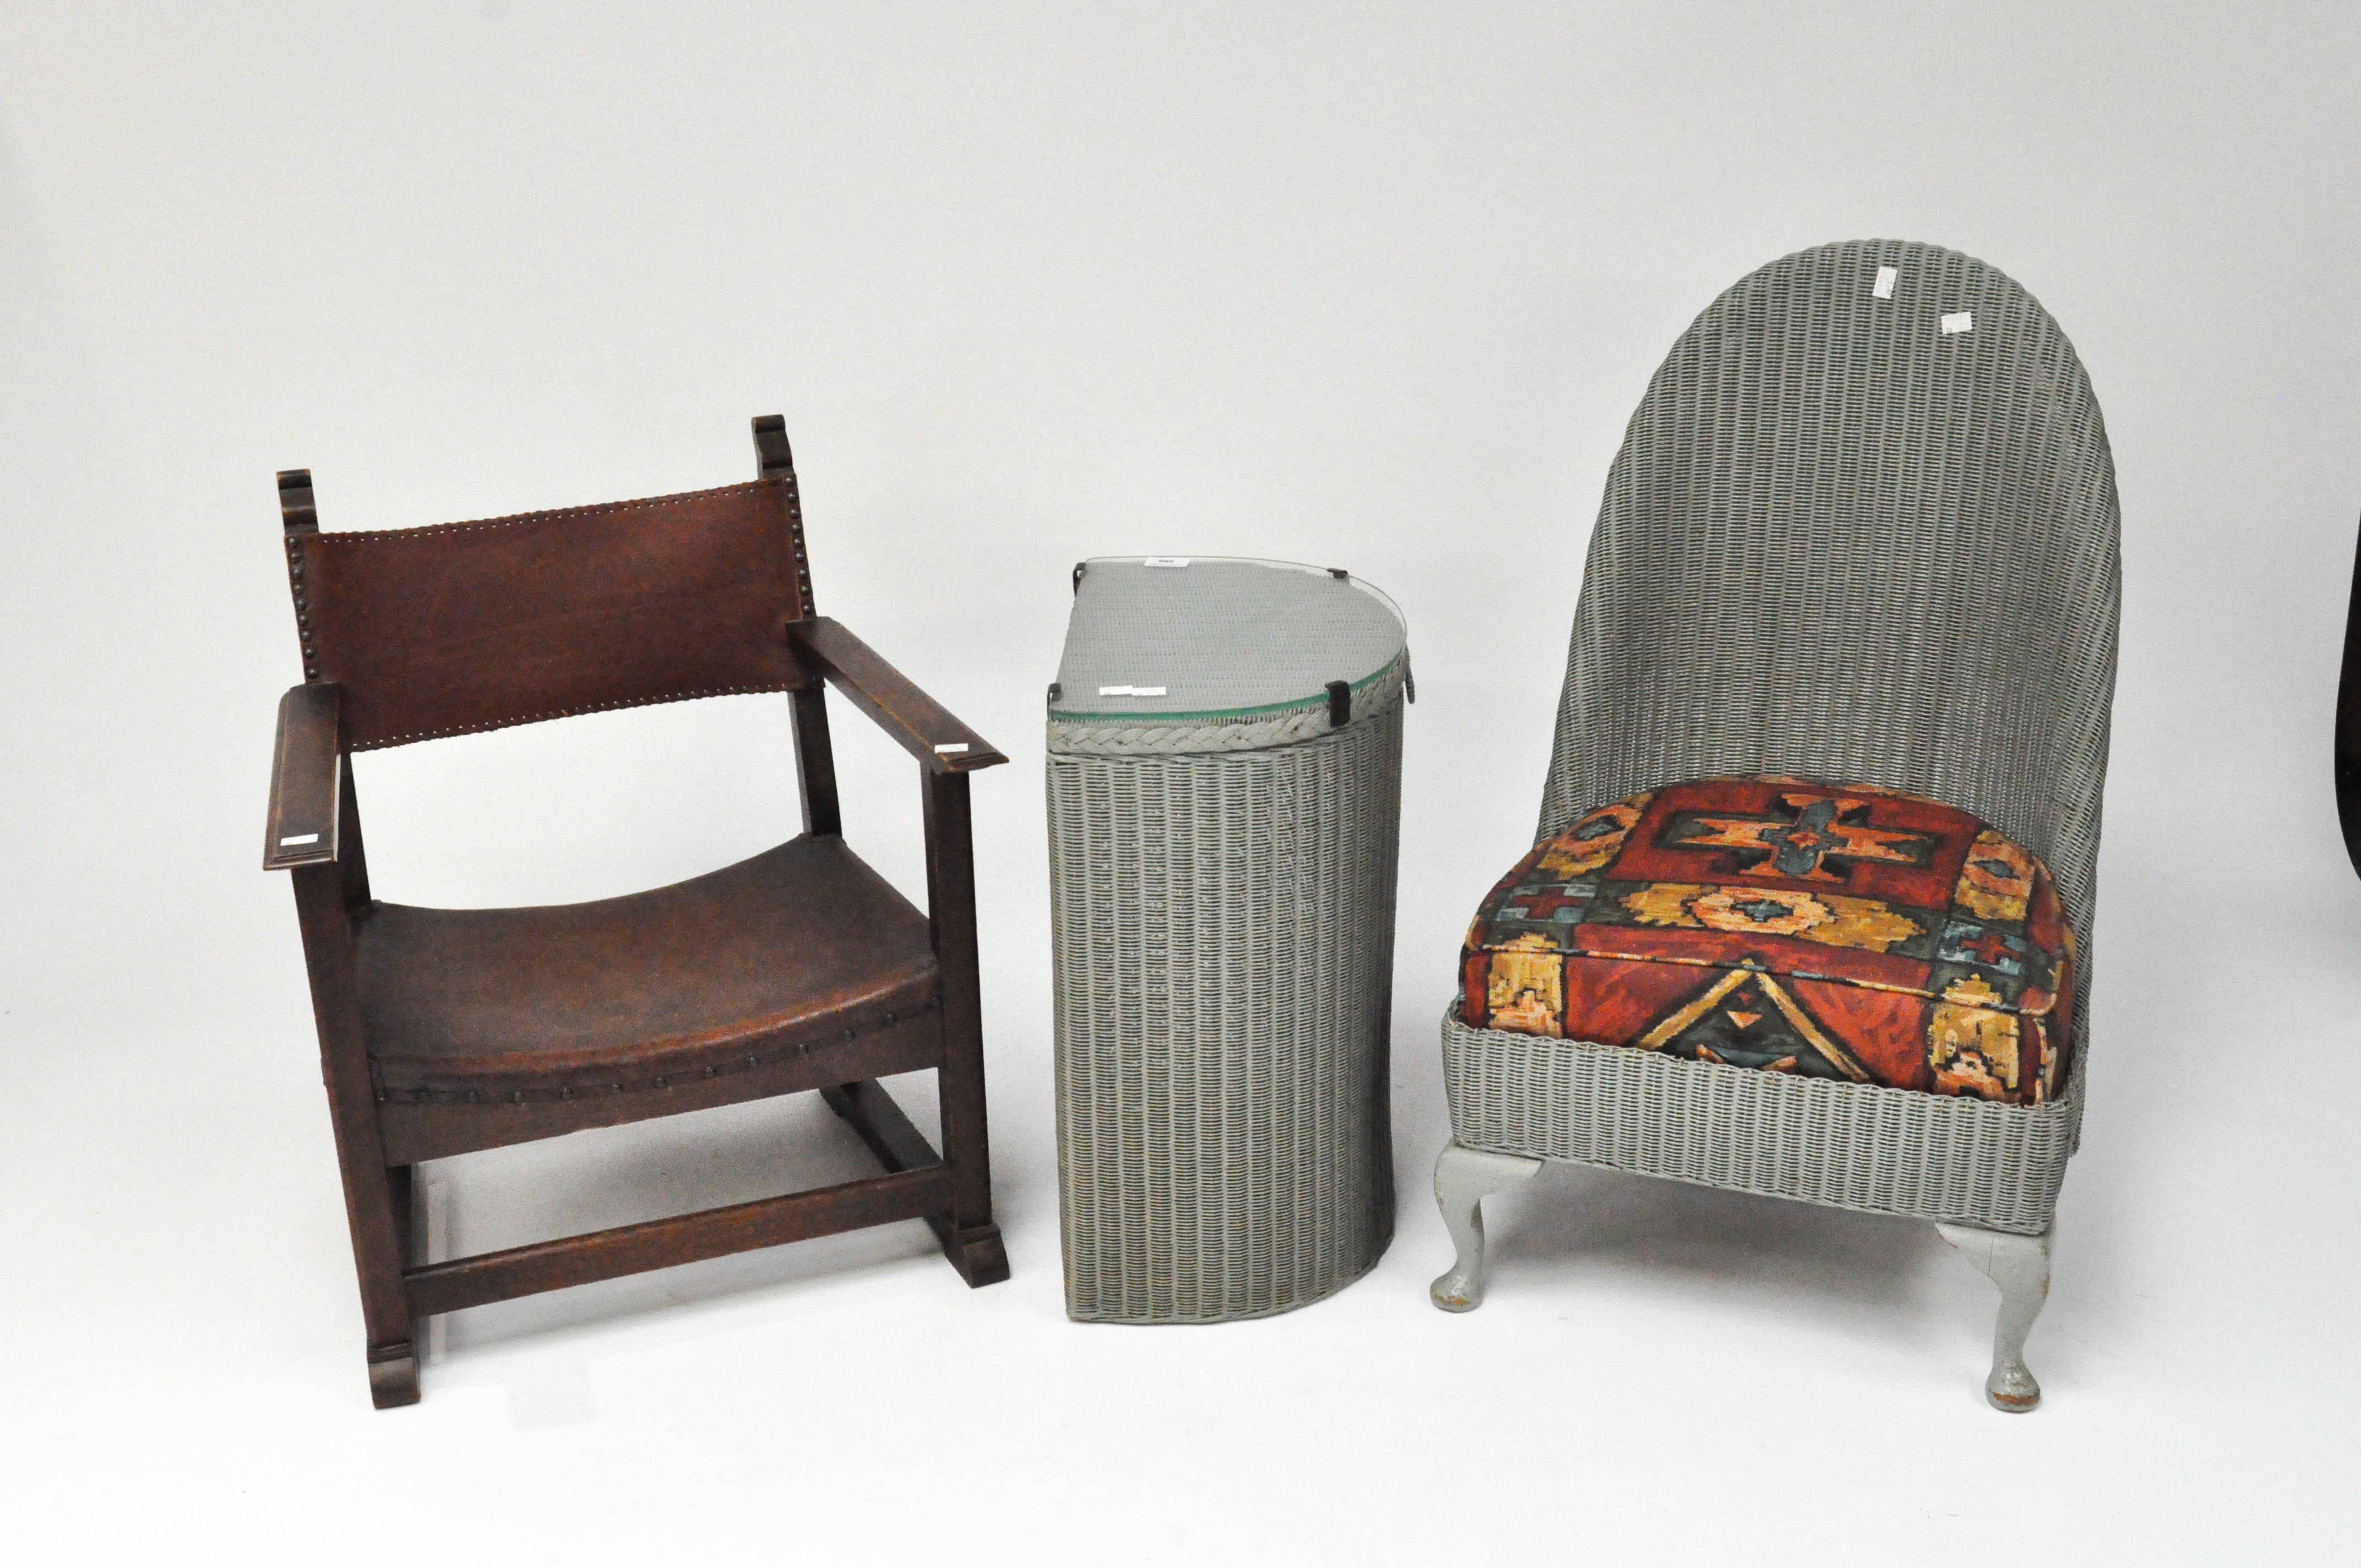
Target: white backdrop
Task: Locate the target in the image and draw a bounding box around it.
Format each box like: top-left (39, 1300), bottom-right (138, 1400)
top-left (4, 4), bottom-right (2358, 1562)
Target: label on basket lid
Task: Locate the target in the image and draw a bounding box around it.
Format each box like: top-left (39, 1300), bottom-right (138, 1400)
top-left (1143, 557), bottom-right (1190, 568)
top-left (1873, 265), bottom-right (1897, 299)
top-left (1940, 311), bottom-right (1974, 334)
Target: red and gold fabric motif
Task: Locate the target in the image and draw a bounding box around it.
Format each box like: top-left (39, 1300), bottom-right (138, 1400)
top-left (1456, 775), bottom-right (2075, 1107)
top-left (1536, 796), bottom-right (1651, 879)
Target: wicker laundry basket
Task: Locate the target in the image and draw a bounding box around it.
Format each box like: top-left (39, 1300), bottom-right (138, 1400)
top-left (1047, 557), bottom-right (1408, 1322)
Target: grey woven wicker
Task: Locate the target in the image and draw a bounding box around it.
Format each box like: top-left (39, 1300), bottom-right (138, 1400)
top-left (1432, 239), bottom-right (2120, 1412)
top-left (1048, 558), bottom-right (1407, 1322)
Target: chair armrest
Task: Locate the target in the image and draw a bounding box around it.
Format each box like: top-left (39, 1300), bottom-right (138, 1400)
top-left (788, 618), bottom-right (1008, 774)
top-left (264, 683), bottom-right (343, 869)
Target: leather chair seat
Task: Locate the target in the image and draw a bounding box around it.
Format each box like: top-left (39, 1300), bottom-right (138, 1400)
top-left (356, 836), bottom-right (939, 1107)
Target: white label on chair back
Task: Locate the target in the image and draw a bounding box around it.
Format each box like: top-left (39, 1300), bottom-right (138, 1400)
top-left (1941, 311), bottom-right (1974, 334)
top-left (278, 832), bottom-right (320, 847)
top-left (933, 743), bottom-right (970, 754)
top-left (1097, 684), bottom-right (1168, 696)
top-left (1143, 557), bottom-right (1191, 568)
top-left (1873, 265), bottom-right (1897, 299)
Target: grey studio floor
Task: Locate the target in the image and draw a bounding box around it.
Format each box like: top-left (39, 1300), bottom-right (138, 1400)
top-left (4, 6), bottom-right (2358, 1564)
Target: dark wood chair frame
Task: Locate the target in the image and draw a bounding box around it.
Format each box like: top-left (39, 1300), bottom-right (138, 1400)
top-left (264, 417), bottom-right (1008, 1408)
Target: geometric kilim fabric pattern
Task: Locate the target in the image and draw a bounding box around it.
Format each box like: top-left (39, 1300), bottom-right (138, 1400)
top-left (1459, 774), bottom-right (2076, 1106)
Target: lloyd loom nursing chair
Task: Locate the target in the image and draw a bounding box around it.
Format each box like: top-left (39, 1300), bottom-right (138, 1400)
top-left (1432, 241), bottom-right (2120, 1411)
top-left (263, 417), bottom-right (1008, 1408)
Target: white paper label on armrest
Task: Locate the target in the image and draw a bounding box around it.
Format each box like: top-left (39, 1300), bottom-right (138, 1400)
top-left (933, 743), bottom-right (969, 754)
top-left (1096, 684), bottom-right (1168, 697)
top-left (278, 832), bottom-right (320, 847)
top-left (1873, 265), bottom-right (1897, 299)
top-left (1940, 311), bottom-right (1973, 334)
top-left (1143, 557), bottom-right (1190, 568)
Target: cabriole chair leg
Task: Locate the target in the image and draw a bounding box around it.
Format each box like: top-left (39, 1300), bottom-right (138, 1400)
top-left (1936, 1221), bottom-right (2053, 1413)
top-left (1429, 1141), bottom-right (1542, 1311)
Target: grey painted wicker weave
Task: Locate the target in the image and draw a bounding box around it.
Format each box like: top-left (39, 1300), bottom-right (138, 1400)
top-left (1049, 558), bottom-right (1406, 1322)
top-left (1433, 239), bottom-right (2119, 1411)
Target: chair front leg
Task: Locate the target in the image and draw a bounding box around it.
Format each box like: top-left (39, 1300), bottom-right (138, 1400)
top-left (292, 864), bottom-right (418, 1407)
top-left (1430, 1141), bottom-right (1541, 1311)
top-left (923, 767), bottom-right (1009, 1287)
top-left (1936, 1221), bottom-right (2053, 1412)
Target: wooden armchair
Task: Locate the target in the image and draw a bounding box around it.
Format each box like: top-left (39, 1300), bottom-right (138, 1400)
top-left (264, 416), bottom-right (1008, 1408)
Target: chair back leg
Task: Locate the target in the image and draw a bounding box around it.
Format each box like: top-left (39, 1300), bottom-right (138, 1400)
top-left (922, 769), bottom-right (1007, 1284)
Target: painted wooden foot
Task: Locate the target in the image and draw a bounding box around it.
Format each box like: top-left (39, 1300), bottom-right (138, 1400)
top-left (1429, 1142), bottom-right (1542, 1311)
top-left (367, 1340), bottom-right (420, 1409)
top-left (1936, 1222), bottom-right (2053, 1412)
top-left (945, 1222), bottom-right (1010, 1288)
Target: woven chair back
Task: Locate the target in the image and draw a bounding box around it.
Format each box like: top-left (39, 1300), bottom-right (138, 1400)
top-left (1538, 239), bottom-right (2121, 961)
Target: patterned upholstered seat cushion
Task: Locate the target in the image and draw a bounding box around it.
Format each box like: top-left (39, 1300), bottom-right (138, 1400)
top-left (1457, 775), bottom-right (2076, 1105)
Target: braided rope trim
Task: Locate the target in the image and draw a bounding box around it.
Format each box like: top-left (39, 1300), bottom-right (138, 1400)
top-left (1439, 1005), bottom-right (2081, 1234)
top-left (1047, 656), bottom-right (1407, 756)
